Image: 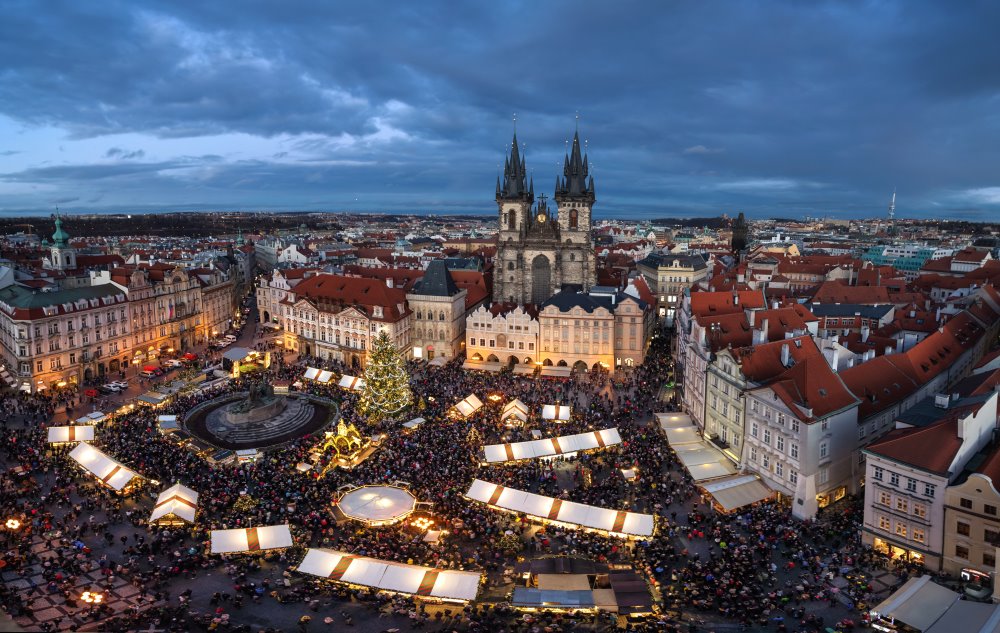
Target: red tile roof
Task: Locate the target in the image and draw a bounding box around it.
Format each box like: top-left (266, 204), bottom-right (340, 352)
top-left (811, 281), bottom-right (891, 305)
top-left (289, 274), bottom-right (409, 322)
top-left (763, 355), bottom-right (859, 422)
top-left (689, 290), bottom-right (766, 317)
top-left (866, 417), bottom-right (962, 475)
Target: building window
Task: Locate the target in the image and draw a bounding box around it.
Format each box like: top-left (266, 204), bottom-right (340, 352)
top-left (912, 528), bottom-right (925, 544)
top-left (895, 498), bottom-right (908, 513)
top-left (791, 419), bottom-right (799, 433)
top-left (913, 504), bottom-right (926, 519)
top-left (878, 515), bottom-right (890, 530)
top-left (956, 545), bottom-right (969, 560)
top-left (749, 446), bottom-right (757, 462)
top-left (986, 505), bottom-right (997, 516)
top-left (986, 552), bottom-right (997, 568)
top-left (925, 484), bottom-right (935, 498)
top-left (960, 498), bottom-right (973, 509)
top-left (790, 443), bottom-right (798, 459)
top-left (957, 522), bottom-right (971, 536)
top-left (763, 429), bottom-right (771, 445)
top-left (889, 472), bottom-right (899, 487)
top-left (894, 523), bottom-right (907, 538)
top-left (818, 468), bottom-right (829, 485)
top-left (789, 470), bottom-right (798, 485)
top-left (906, 478), bottom-right (917, 493)
top-left (775, 462), bottom-right (783, 477)
top-left (751, 422), bottom-right (759, 438)
top-left (819, 441), bottom-right (829, 459)
top-left (985, 529), bottom-right (1000, 546)
top-left (873, 466), bottom-right (883, 481)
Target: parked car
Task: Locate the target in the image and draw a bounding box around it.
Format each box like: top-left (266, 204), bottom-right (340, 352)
top-left (163, 359), bottom-right (183, 368)
top-left (223, 334), bottom-right (238, 342)
top-left (110, 381), bottom-right (129, 390)
top-left (100, 383), bottom-right (121, 393)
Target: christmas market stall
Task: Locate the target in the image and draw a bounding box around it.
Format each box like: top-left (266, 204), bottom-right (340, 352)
top-left (335, 484), bottom-right (417, 527)
top-left (68, 442), bottom-right (141, 493)
top-left (295, 548), bottom-right (483, 603)
top-left (47, 425), bottom-right (95, 445)
top-left (482, 428), bottom-right (621, 464)
top-left (337, 374), bottom-right (364, 390)
top-left (500, 399), bottom-right (529, 426)
top-left (464, 479), bottom-right (654, 539)
top-left (210, 524), bottom-right (293, 554)
top-left (450, 394), bottom-right (483, 419)
top-left (149, 482), bottom-right (199, 526)
top-left (541, 404), bottom-right (572, 422)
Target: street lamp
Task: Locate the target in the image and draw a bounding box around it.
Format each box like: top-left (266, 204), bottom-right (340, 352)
top-left (81, 591), bottom-right (104, 604)
top-left (5, 518), bottom-right (21, 530)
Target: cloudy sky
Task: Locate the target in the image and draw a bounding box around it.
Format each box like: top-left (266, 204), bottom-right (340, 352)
top-left (1, 1), bottom-right (999, 220)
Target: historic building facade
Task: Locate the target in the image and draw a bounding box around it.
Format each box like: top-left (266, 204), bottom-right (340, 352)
top-left (493, 130), bottom-right (596, 306)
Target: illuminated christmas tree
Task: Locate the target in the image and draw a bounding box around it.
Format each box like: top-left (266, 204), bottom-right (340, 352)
top-left (359, 330), bottom-right (412, 421)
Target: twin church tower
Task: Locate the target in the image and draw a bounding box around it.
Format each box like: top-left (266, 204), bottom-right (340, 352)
top-left (493, 127), bottom-right (597, 306)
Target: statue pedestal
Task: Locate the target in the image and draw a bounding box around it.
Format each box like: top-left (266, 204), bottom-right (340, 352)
top-left (224, 396), bottom-right (287, 424)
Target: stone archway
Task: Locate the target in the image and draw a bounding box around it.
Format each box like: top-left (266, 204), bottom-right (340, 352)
top-left (573, 360), bottom-right (588, 373)
top-left (543, 359), bottom-right (553, 366)
top-left (531, 255), bottom-right (551, 305)
top-left (263, 310), bottom-right (270, 323)
top-left (487, 354), bottom-right (500, 363)
top-left (557, 360), bottom-right (568, 367)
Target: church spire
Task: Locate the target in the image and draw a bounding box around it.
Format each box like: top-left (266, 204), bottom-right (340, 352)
top-left (497, 127), bottom-right (532, 202)
top-left (555, 125), bottom-right (595, 202)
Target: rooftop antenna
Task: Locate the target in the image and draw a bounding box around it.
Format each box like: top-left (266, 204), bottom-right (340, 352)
top-left (887, 188), bottom-right (897, 236)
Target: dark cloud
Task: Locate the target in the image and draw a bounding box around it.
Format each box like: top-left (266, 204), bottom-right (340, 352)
top-left (0, 0), bottom-right (998, 218)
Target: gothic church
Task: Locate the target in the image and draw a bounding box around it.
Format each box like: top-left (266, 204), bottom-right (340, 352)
top-left (493, 129), bottom-right (596, 306)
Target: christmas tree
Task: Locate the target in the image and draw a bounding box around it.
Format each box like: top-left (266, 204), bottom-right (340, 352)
top-left (359, 330), bottom-right (413, 422)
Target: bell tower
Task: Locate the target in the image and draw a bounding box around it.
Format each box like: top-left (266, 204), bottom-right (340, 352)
top-left (47, 213), bottom-right (76, 271)
top-left (494, 129), bottom-right (534, 303)
top-left (554, 127), bottom-right (596, 292)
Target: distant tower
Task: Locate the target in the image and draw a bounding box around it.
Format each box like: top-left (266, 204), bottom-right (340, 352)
top-left (47, 213), bottom-right (76, 271)
top-left (731, 212), bottom-right (748, 254)
top-left (887, 189), bottom-right (897, 237)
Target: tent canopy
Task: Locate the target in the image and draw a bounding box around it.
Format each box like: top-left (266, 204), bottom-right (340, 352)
top-left (222, 347), bottom-right (252, 362)
top-left (871, 576), bottom-right (961, 632)
top-left (47, 425), bottom-right (95, 444)
top-left (461, 360), bottom-right (502, 372)
top-left (338, 374), bottom-right (363, 389)
top-left (210, 524), bottom-right (293, 554)
top-left (403, 417), bottom-right (425, 429)
top-left (500, 399), bottom-right (529, 422)
top-left (69, 442), bottom-right (139, 492)
top-left (540, 366), bottom-right (572, 378)
top-left (465, 479), bottom-right (654, 538)
top-left (542, 404), bottom-right (572, 421)
top-left (483, 428), bottom-right (621, 464)
top-left (296, 548), bottom-right (482, 602)
top-left (338, 486), bottom-right (417, 524)
top-left (87, 411), bottom-right (106, 423)
top-left (452, 395), bottom-right (483, 418)
top-left (303, 367), bottom-right (320, 381)
top-left (512, 364), bottom-right (536, 375)
top-left (150, 483), bottom-right (199, 524)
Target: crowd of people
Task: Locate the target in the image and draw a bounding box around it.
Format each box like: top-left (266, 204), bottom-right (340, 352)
top-left (0, 315), bottom-right (902, 633)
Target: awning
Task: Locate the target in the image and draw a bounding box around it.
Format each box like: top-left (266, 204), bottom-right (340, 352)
top-left (210, 524), bottom-right (293, 554)
top-left (68, 442), bottom-right (140, 492)
top-left (461, 360), bottom-right (502, 372)
top-left (183, 352), bottom-right (198, 361)
top-left (701, 475), bottom-right (772, 512)
top-left (671, 443), bottom-right (736, 482)
top-left (87, 411), bottom-right (106, 423)
top-left (871, 576), bottom-right (961, 632)
top-left (482, 428), bottom-right (621, 463)
top-left (512, 364), bottom-right (536, 375)
top-left (428, 356), bottom-right (447, 367)
top-left (512, 588), bottom-right (595, 608)
top-left (656, 412), bottom-right (693, 429)
top-left (222, 347), bottom-right (252, 362)
top-left (540, 366), bottom-right (572, 378)
top-left (47, 425), bottom-right (95, 444)
top-left (303, 367), bottom-right (320, 381)
top-left (138, 391), bottom-right (169, 405)
top-left (296, 548), bottom-right (482, 602)
top-left (149, 482), bottom-right (199, 524)
top-left (465, 479), bottom-right (654, 538)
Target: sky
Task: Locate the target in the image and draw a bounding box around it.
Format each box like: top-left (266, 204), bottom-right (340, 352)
top-left (1, 1), bottom-right (999, 221)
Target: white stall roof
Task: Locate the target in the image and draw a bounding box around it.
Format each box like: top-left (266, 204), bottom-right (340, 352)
top-left (338, 374), bottom-right (363, 389)
top-left (317, 370), bottom-right (335, 384)
top-left (303, 367), bottom-right (320, 381)
top-left (872, 575), bottom-right (961, 632)
top-left (671, 442), bottom-right (737, 482)
top-left (465, 479), bottom-right (654, 538)
top-left (87, 411), bottom-right (107, 423)
top-left (338, 486), bottom-right (417, 524)
top-left (512, 364), bottom-right (536, 376)
top-left (541, 404), bottom-right (572, 421)
top-left (500, 399), bottom-right (529, 422)
top-left (296, 548), bottom-right (482, 602)
top-left (483, 428), bottom-right (621, 463)
top-left (149, 483), bottom-right (199, 524)
top-left (74, 416), bottom-right (94, 425)
top-left (452, 395), bottom-right (483, 418)
top-left (701, 475), bottom-right (772, 512)
top-left (461, 360), bottom-right (502, 372)
top-left (69, 442), bottom-right (139, 492)
top-left (47, 425), bottom-right (95, 444)
top-left (210, 524), bottom-right (293, 554)
top-left (539, 366), bottom-right (572, 378)
top-left (403, 417), bottom-right (426, 429)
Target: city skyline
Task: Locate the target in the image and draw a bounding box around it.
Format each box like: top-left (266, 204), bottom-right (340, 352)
top-left (2, 2), bottom-right (1000, 220)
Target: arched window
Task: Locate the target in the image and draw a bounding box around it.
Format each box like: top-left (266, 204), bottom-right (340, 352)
top-left (569, 208), bottom-right (579, 229)
top-left (439, 312), bottom-right (446, 321)
top-left (416, 311), bottom-right (422, 320)
top-left (570, 253), bottom-right (576, 261)
top-left (507, 209), bottom-right (516, 230)
top-left (507, 262), bottom-right (514, 271)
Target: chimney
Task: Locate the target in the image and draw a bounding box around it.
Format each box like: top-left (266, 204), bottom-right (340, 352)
top-left (884, 345), bottom-right (893, 356)
top-left (831, 347), bottom-right (840, 371)
top-left (733, 292), bottom-right (740, 306)
top-left (909, 310), bottom-right (916, 318)
top-left (386, 277), bottom-right (393, 288)
top-left (759, 318), bottom-right (770, 344)
top-left (747, 309), bottom-right (755, 327)
top-left (861, 325), bottom-right (870, 342)
top-left (781, 342), bottom-right (790, 367)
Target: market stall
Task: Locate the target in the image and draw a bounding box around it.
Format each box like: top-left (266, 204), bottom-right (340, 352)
top-left (337, 374), bottom-right (363, 390)
top-left (451, 394), bottom-right (483, 419)
top-left (68, 442), bottom-right (141, 493)
top-left (464, 479), bottom-right (654, 539)
top-left (482, 428), bottom-right (621, 464)
top-left (541, 404), bottom-right (572, 422)
top-left (336, 485), bottom-right (417, 526)
top-left (500, 399), bottom-right (529, 425)
top-left (210, 524), bottom-right (293, 554)
top-left (149, 483), bottom-right (199, 526)
top-left (296, 548), bottom-right (483, 602)
top-left (402, 417), bottom-right (425, 431)
top-left (47, 425), bottom-right (95, 445)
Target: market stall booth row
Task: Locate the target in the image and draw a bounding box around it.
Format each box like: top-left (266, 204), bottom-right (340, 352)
top-left (149, 483), bottom-right (199, 526)
top-left (68, 442), bottom-right (141, 493)
top-left (296, 548), bottom-right (482, 603)
top-left (210, 524), bottom-right (293, 554)
top-left (450, 394), bottom-right (483, 419)
top-left (482, 428), bottom-right (622, 464)
top-left (465, 479), bottom-right (654, 539)
top-left (47, 425), bottom-right (96, 445)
